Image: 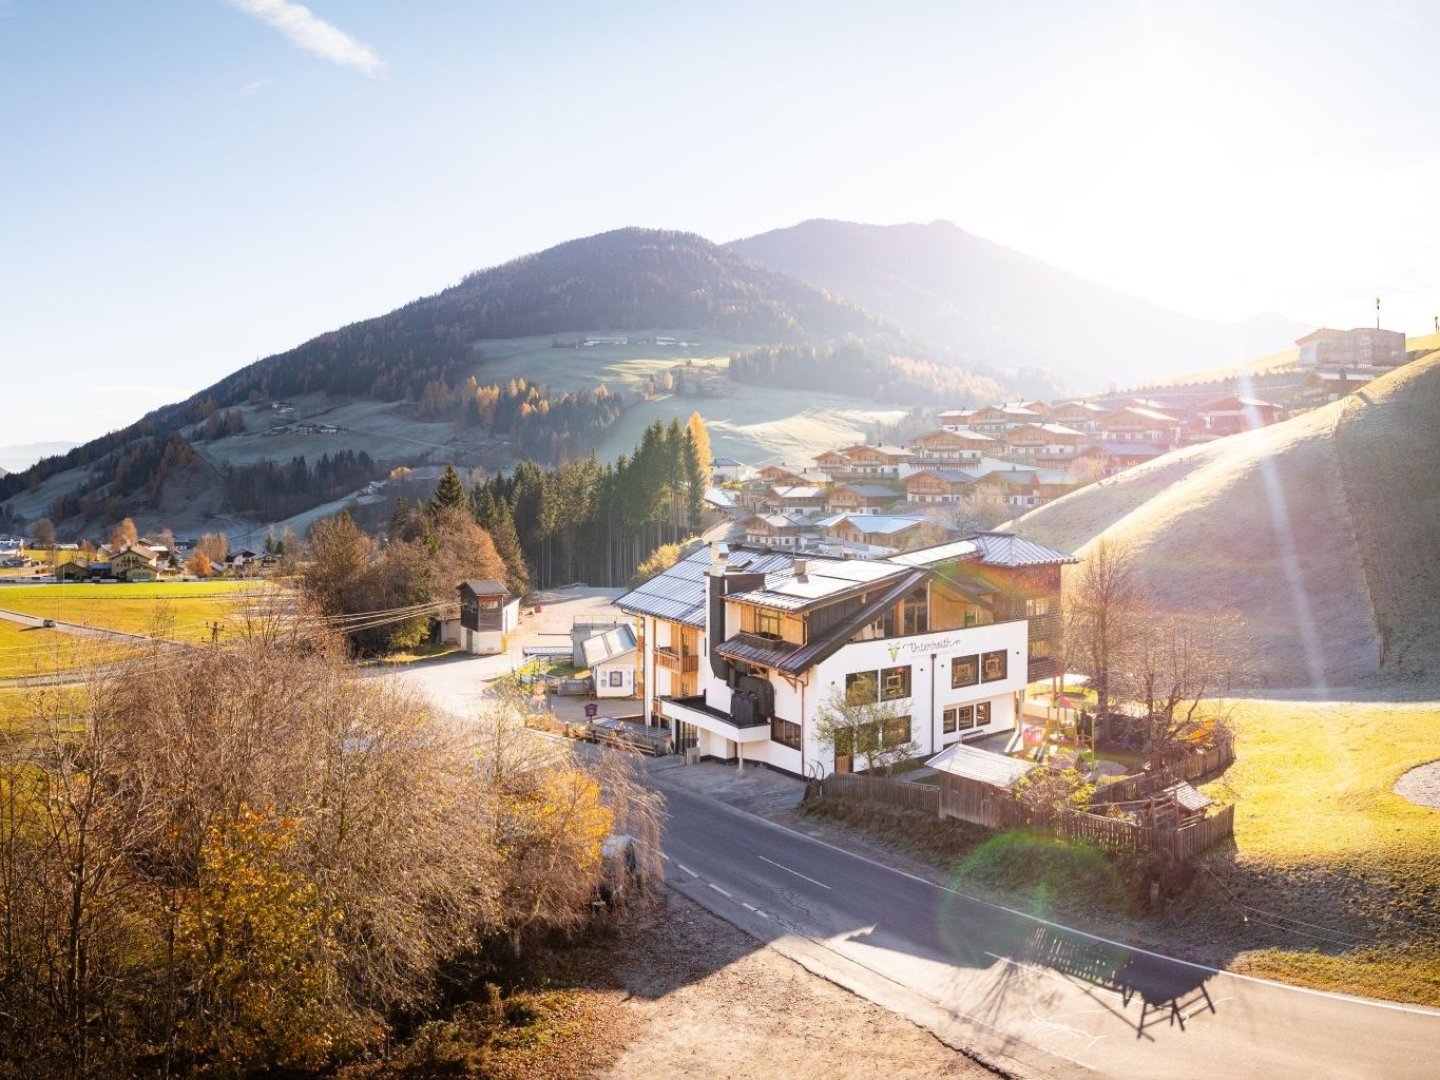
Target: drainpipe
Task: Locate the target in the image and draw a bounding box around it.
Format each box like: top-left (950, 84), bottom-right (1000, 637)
top-left (737, 738), bottom-right (744, 773)
top-left (930, 652), bottom-right (937, 755)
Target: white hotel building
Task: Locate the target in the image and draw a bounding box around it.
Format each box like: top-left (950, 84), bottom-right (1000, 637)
top-left (615, 534), bottom-right (1075, 776)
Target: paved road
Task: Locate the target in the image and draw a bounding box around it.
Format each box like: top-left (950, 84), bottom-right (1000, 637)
top-left (652, 775), bottom-right (1440, 1080)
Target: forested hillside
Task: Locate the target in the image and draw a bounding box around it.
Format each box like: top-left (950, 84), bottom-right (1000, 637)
top-left (0, 228), bottom-right (895, 530)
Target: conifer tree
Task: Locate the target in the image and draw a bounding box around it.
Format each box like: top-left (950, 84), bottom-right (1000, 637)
top-left (430, 463), bottom-right (466, 514)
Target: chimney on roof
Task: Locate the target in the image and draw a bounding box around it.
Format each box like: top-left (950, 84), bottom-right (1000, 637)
top-left (794, 558), bottom-right (809, 582)
top-left (710, 544), bottom-right (728, 577)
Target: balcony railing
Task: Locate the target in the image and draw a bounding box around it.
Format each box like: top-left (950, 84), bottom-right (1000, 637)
top-left (655, 647), bottom-right (699, 674)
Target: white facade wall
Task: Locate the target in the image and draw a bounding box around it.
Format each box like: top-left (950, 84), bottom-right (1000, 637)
top-left (595, 656), bottom-right (637, 698)
top-left (686, 619), bottom-right (1027, 775)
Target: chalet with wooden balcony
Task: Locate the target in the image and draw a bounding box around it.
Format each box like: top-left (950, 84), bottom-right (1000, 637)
top-left (1098, 405), bottom-right (1180, 444)
top-left (960, 404), bottom-right (1042, 435)
top-left (762, 485), bottom-right (829, 513)
top-left (1072, 442), bottom-right (1166, 476)
top-left (938, 409), bottom-right (975, 431)
top-left (615, 533), bottom-right (1076, 776)
top-left (903, 468), bottom-right (974, 504)
top-left (831, 444), bottom-right (912, 479)
top-left (999, 422), bottom-right (1088, 464)
top-left (907, 428), bottom-right (993, 467)
top-left (741, 513), bottom-right (816, 548)
top-left (824, 483), bottom-right (903, 516)
top-left (1050, 400), bottom-right (1108, 432)
top-left (816, 513), bottom-right (950, 555)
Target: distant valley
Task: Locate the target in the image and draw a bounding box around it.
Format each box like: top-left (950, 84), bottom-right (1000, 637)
top-left (0, 220), bottom-right (1308, 541)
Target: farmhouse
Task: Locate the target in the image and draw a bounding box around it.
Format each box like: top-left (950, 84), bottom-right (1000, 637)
top-left (1098, 406), bottom-right (1180, 444)
top-left (741, 513), bottom-right (815, 548)
top-left (815, 514), bottom-right (950, 555)
top-left (903, 468), bottom-right (974, 504)
top-left (616, 533), bottom-right (1076, 776)
top-left (1000, 423), bottom-right (1088, 464)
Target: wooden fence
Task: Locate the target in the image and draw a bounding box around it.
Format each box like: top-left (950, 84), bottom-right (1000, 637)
top-left (818, 769), bottom-right (1235, 861)
top-left (1092, 736), bottom-right (1236, 805)
top-left (818, 772), bottom-right (940, 816)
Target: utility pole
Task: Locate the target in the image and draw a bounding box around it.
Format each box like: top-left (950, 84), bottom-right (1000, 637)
top-left (1376, 296), bottom-right (1381, 330)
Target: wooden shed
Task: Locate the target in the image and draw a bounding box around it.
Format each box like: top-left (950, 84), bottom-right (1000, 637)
top-left (927, 743), bottom-right (1037, 829)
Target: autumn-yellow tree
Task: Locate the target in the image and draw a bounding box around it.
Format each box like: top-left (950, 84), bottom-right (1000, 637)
top-left (107, 516), bottom-right (139, 550)
top-left (686, 412), bottom-right (712, 487)
top-left (177, 807), bottom-right (362, 1076)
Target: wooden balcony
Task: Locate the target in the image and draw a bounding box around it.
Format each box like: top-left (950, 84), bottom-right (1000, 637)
top-left (654, 647), bottom-right (699, 674)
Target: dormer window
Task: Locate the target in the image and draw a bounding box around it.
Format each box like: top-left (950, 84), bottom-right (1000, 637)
top-left (756, 609), bottom-right (781, 639)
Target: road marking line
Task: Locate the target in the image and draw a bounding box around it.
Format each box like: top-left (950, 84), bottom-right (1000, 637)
top-left (758, 854), bottom-right (831, 890)
top-left (708, 883), bottom-right (733, 898)
top-left (741, 902), bottom-right (757, 912)
top-left (756, 909), bottom-right (771, 919)
top-left (677, 863), bottom-right (698, 877)
top-left (671, 796), bottom-right (1440, 1019)
top-left (660, 852), bottom-right (669, 861)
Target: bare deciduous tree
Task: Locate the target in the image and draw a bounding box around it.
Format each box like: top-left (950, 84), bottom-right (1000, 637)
top-left (1065, 537), bottom-right (1146, 726)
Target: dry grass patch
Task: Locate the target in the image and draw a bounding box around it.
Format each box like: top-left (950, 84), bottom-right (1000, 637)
top-left (1192, 698), bottom-right (1440, 1004)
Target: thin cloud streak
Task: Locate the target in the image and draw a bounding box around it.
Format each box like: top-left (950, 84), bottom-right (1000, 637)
top-left (227, 0), bottom-right (385, 77)
top-left (240, 78), bottom-right (273, 96)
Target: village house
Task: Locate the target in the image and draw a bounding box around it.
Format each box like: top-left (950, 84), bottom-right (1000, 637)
top-left (615, 533), bottom-right (1075, 776)
top-left (710, 457), bottom-right (751, 483)
top-left (823, 483), bottom-right (903, 516)
top-left (812, 449), bottom-right (857, 480)
top-left (1191, 395), bottom-right (1284, 439)
top-left (756, 463), bottom-right (805, 486)
top-left (956, 404), bottom-right (1043, 436)
top-left (762, 485), bottom-right (829, 514)
top-left (815, 514), bottom-right (951, 556)
top-left (937, 409), bottom-right (974, 431)
top-left (741, 513), bottom-right (816, 548)
top-left (903, 468), bottom-right (974, 505)
top-left (1048, 400), bottom-right (1108, 432)
top-left (455, 580), bottom-right (520, 655)
top-left (1072, 442), bottom-right (1166, 476)
top-left (906, 428), bottom-right (992, 467)
top-left (1097, 405), bottom-right (1181, 444)
top-left (829, 444), bottom-right (913, 479)
top-left (109, 544), bottom-right (162, 582)
top-left (999, 422), bottom-right (1088, 464)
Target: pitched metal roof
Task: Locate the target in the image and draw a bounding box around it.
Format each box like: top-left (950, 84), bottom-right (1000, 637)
top-left (968, 532), bottom-right (1079, 567)
top-left (889, 540), bottom-right (980, 566)
top-left (725, 556), bottom-right (911, 611)
top-left (459, 579), bottom-right (510, 597)
top-left (927, 744), bottom-right (1037, 788)
top-left (614, 544), bottom-right (801, 627)
top-left (580, 625), bottom-right (637, 667)
top-left (818, 514), bottom-right (936, 536)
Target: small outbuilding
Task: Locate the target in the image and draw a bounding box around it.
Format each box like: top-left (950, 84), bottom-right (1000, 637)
top-left (580, 624), bottom-right (639, 698)
top-left (456, 580), bottom-right (520, 655)
top-left (927, 742), bottom-right (1038, 829)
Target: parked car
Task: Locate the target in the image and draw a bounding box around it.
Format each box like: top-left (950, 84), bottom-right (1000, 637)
top-left (41, 618), bottom-right (56, 628)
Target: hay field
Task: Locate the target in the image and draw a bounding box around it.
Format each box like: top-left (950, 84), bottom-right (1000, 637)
top-left (0, 581), bottom-right (280, 643)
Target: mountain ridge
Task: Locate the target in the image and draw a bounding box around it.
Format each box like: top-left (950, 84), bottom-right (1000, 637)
top-left (728, 218), bottom-right (1308, 390)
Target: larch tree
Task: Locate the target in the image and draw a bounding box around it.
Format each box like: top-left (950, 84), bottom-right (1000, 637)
top-left (686, 412), bottom-right (712, 487)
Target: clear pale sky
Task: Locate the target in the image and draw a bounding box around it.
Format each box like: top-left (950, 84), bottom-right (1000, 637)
top-left (3, 1), bottom-right (1437, 455)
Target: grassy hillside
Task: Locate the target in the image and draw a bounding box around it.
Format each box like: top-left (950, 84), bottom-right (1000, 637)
top-left (1014, 353), bottom-right (1440, 689)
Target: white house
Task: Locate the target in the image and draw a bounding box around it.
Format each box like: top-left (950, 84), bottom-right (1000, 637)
top-left (616, 535), bottom-right (1075, 776)
top-left (582, 624), bottom-right (639, 698)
